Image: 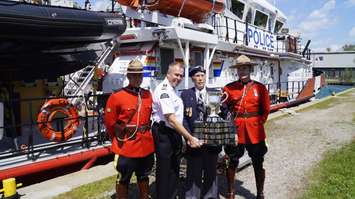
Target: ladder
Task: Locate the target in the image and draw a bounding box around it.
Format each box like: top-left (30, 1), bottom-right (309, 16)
top-left (64, 40), bottom-right (116, 100)
top-left (297, 37), bottom-right (302, 55)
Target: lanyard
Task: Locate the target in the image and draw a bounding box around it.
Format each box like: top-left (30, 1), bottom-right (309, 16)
top-left (235, 81), bottom-right (253, 117)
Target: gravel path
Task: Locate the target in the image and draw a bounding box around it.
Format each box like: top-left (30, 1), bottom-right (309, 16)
top-left (224, 88), bottom-right (355, 199)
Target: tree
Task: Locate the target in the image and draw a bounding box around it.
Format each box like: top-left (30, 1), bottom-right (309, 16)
top-left (342, 44), bottom-right (355, 51)
top-left (343, 68), bottom-right (353, 83)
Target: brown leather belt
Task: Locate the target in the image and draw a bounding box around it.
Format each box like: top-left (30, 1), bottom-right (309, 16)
top-left (237, 112), bottom-right (261, 118)
top-left (125, 124), bottom-right (151, 134)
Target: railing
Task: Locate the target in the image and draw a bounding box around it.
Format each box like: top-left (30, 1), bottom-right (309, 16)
top-left (210, 14), bottom-right (312, 60)
top-left (0, 93), bottom-right (110, 161)
top-left (265, 80), bottom-right (307, 104)
top-left (63, 40), bottom-right (116, 103)
top-left (211, 14), bottom-right (246, 44)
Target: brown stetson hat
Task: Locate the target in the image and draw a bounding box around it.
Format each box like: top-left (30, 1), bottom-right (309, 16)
top-left (230, 55), bottom-right (257, 68)
top-left (127, 60), bottom-right (144, 74)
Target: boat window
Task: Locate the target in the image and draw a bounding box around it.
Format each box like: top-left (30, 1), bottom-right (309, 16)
top-left (318, 56), bottom-right (324, 61)
top-left (274, 20), bottom-right (284, 33)
top-left (192, 51), bottom-right (204, 67)
top-left (159, 48), bottom-right (175, 77)
top-left (231, 0), bottom-right (245, 20)
top-left (254, 10), bottom-right (268, 29)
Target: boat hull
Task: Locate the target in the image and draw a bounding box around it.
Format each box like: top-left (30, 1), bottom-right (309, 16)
top-left (0, 0), bottom-right (126, 81)
top-left (118, 0), bottom-right (225, 22)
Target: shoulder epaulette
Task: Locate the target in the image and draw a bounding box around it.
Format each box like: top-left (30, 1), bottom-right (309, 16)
top-left (161, 83), bottom-right (168, 90)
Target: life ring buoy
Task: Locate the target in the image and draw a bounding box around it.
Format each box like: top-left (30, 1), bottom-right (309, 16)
top-left (37, 98), bottom-right (79, 142)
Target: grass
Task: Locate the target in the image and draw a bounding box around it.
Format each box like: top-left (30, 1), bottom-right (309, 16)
top-left (299, 140), bottom-right (355, 199)
top-left (53, 175), bottom-right (116, 199)
top-left (298, 88), bottom-right (355, 112)
top-left (341, 89), bottom-right (355, 97)
top-left (53, 174), bottom-right (139, 199)
top-left (299, 97), bottom-right (338, 112)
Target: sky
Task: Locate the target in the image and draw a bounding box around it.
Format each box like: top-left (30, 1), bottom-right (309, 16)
top-left (270, 0), bottom-right (355, 52)
top-left (78, 0), bottom-right (355, 52)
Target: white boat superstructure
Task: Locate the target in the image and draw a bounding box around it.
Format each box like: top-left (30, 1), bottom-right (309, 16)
top-left (100, 0), bottom-right (318, 103)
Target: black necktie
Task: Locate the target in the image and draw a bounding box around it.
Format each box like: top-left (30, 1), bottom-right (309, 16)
top-left (197, 92), bottom-right (205, 117)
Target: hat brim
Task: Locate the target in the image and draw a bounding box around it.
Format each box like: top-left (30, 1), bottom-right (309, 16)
top-left (230, 62), bottom-right (258, 68)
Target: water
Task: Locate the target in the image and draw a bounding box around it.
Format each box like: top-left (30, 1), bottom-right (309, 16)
top-left (315, 85), bottom-right (353, 99)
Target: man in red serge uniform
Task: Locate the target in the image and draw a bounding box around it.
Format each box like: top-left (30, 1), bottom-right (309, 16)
top-left (223, 55), bottom-right (270, 199)
top-left (104, 60), bottom-right (154, 199)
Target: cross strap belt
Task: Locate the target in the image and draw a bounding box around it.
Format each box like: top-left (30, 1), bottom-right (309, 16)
top-left (237, 112), bottom-right (261, 118)
top-left (125, 123), bottom-right (151, 133)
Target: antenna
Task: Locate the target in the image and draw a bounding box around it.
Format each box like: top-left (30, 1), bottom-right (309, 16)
top-left (84, 0), bottom-right (91, 10)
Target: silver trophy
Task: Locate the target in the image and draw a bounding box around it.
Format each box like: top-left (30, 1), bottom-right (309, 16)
top-left (206, 88), bottom-right (228, 119)
top-left (193, 88), bottom-right (236, 146)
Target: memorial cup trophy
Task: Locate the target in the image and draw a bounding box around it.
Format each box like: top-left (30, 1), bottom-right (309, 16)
top-left (193, 88), bottom-right (236, 146)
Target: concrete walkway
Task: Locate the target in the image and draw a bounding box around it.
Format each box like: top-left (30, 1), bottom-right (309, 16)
top-left (18, 163), bottom-right (116, 199)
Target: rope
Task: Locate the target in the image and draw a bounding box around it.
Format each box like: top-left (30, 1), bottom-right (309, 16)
top-left (178, 0), bottom-right (187, 17)
top-left (116, 88), bottom-right (142, 141)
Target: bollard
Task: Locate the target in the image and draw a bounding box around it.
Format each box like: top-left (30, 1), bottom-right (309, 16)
top-left (0, 178), bottom-right (22, 199)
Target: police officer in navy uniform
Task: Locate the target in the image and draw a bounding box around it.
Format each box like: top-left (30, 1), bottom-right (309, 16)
top-left (223, 55), bottom-right (270, 199)
top-left (104, 60), bottom-right (155, 199)
top-left (181, 65), bottom-right (222, 199)
top-left (152, 62), bottom-right (202, 199)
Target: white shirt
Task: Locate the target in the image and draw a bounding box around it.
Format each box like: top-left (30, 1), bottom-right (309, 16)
top-left (152, 78), bottom-right (184, 128)
top-left (195, 86), bottom-right (207, 105)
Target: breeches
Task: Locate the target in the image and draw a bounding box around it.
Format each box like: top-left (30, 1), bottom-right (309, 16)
top-left (114, 153), bottom-right (154, 184)
top-left (225, 141), bottom-right (268, 168)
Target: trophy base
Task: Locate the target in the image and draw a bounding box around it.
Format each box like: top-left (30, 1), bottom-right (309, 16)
top-left (193, 116), bottom-right (237, 146)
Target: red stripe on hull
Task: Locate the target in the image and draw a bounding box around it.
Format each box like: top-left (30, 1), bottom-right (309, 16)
top-left (0, 147), bottom-right (112, 180)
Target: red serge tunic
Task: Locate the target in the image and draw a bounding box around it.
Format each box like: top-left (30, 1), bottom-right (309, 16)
top-left (104, 87), bottom-right (154, 157)
top-left (223, 80), bottom-right (270, 144)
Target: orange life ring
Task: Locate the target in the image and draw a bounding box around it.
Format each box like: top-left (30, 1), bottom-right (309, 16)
top-left (37, 98), bottom-right (79, 142)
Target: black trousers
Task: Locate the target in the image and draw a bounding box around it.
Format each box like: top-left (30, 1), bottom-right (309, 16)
top-left (152, 122), bottom-right (182, 199)
top-left (185, 146), bottom-right (221, 199)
